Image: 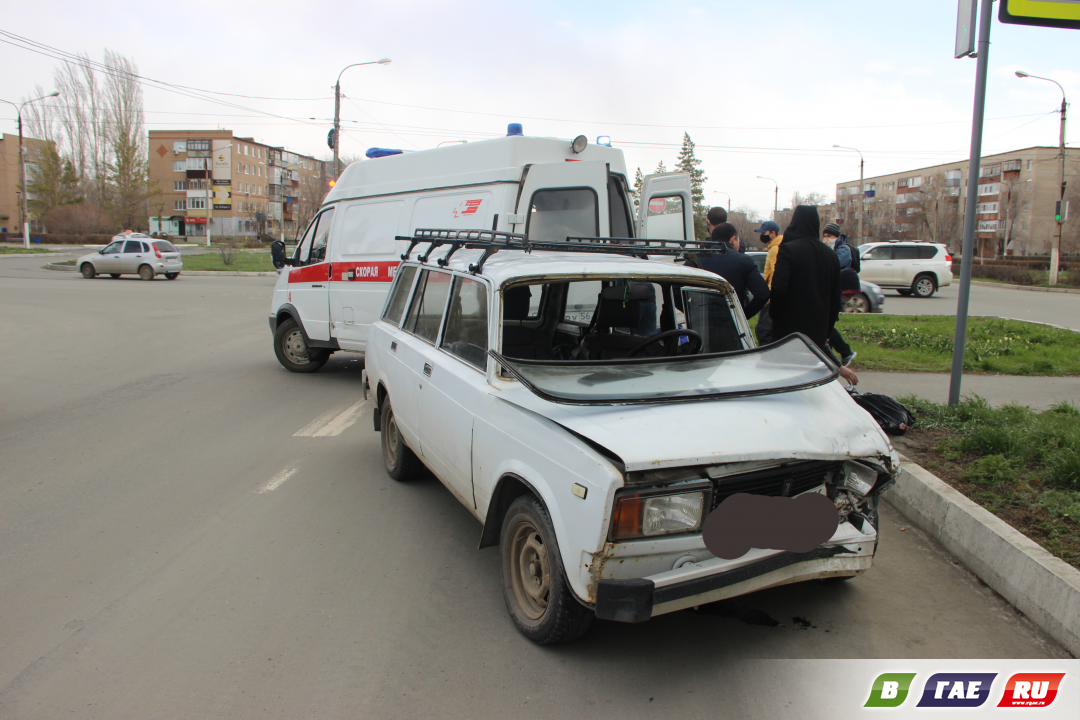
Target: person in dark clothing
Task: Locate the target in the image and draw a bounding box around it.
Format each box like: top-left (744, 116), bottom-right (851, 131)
top-left (822, 222), bottom-right (854, 270)
top-left (769, 205), bottom-right (841, 352)
top-left (685, 222), bottom-right (770, 319)
top-left (827, 268), bottom-right (861, 366)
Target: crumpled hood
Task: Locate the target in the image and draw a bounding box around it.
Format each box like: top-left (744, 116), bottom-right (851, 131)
top-left (496, 381), bottom-right (895, 472)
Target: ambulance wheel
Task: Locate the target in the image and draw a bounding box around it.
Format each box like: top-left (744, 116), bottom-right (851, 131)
top-left (274, 318), bottom-right (328, 373)
top-left (380, 400), bottom-right (424, 481)
top-left (80, 263), bottom-right (96, 278)
top-left (500, 494), bottom-right (593, 645)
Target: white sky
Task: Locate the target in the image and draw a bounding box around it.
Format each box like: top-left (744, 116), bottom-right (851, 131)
top-left (1, 0), bottom-right (1077, 218)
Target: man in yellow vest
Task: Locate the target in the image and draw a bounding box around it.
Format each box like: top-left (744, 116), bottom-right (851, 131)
top-left (753, 220), bottom-right (783, 344)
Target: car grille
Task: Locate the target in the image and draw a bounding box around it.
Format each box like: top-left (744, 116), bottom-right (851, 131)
top-left (709, 460), bottom-right (842, 510)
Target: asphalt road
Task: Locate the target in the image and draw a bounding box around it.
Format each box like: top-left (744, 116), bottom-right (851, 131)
top-left (878, 280), bottom-right (1080, 330)
top-left (0, 257), bottom-right (1071, 719)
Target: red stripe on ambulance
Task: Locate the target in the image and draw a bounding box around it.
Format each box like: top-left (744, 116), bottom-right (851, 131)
top-left (287, 263), bottom-right (330, 283)
top-left (335, 261), bottom-right (400, 283)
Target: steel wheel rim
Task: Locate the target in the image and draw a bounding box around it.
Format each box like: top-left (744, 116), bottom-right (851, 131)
top-left (282, 329), bottom-right (310, 365)
top-left (916, 278), bottom-right (934, 296)
top-left (140, 267), bottom-right (152, 280)
top-left (384, 411), bottom-right (399, 469)
top-left (81, 265), bottom-right (93, 278)
top-left (509, 520), bottom-right (551, 620)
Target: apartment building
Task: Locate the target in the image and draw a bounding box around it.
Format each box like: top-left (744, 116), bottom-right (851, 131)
top-left (0, 133), bottom-right (53, 235)
top-left (835, 146), bottom-right (1075, 255)
top-left (147, 130), bottom-right (330, 237)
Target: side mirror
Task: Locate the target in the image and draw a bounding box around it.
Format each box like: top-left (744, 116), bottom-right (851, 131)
top-left (270, 240), bottom-right (288, 269)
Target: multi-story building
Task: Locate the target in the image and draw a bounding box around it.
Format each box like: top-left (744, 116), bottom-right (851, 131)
top-left (836, 146), bottom-right (1076, 256)
top-left (147, 130), bottom-right (330, 238)
top-left (0, 133), bottom-right (52, 236)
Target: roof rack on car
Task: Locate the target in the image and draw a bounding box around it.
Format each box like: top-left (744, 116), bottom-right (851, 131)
top-left (395, 228), bottom-right (719, 274)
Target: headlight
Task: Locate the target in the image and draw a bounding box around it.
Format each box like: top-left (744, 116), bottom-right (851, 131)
top-left (841, 461), bottom-right (878, 496)
top-left (610, 489), bottom-right (707, 541)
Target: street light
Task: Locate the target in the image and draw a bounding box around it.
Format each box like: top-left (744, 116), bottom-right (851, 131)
top-left (712, 191), bottom-right (731, 213)
top-left (1015, 70), bottom-right (1068, 285)
top-left (333, 58), bottom-right (391, 179)
top-left (833, 144), bottom-right (865, 245)
top-left (756, 176), bottom-right (778, 220)
top-left (1, 91), bottom-right (61, 248)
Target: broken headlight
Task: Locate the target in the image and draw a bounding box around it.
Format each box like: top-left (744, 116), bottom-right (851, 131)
top-left (841, 461), bottom-right (878, 497)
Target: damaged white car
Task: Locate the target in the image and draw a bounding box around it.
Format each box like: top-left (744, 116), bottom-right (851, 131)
top-left (365, 230), bottom-right (899, 644)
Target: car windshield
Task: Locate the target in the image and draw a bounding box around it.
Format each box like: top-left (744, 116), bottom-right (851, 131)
top-left (494, 334), bottom-right (838, 405)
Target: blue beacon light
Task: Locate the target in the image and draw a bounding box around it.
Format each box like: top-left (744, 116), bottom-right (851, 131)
top-left (507, 123), bottom-right (524, 136)
top-left (596, 135), bottom-right (611, 147)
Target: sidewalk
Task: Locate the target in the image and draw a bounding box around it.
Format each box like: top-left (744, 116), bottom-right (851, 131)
top-left (857, 371), bottom-right (1080, 410)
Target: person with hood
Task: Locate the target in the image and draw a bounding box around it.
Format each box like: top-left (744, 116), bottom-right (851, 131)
top-left (685, 221), bottom-right (770, 319)
top-left (823, 222), bottom-right (858, 272)
top-left (769, 205), bottom-right (841, 353)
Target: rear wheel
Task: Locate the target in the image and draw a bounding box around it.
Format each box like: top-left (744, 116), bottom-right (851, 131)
top-left (500, 494), bottom-right (593, 644)
top-left (843, 294), bottom-right (870, 313)
top-left (80, 263), bottom-right (96, 279)
top-left (380, 400), bottom-right (425, 481)
top-left (912, 274), bottom-right (936, 298)
top-left (273, 318), bottom-right (328, 373)
top-left (165, 272), bottom-right (179, 280)
top-left (138, 265), bottom-right (154, 281)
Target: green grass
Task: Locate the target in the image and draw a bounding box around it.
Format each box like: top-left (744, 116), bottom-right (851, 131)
top-left (0, 246), bottom-right (55, 254)
top-left (898, 396), bottom-right (1080, 568)
top-left (835, 314), bottom-right (1080, 376)
top-left (179, 252), bottom-right (277, 272)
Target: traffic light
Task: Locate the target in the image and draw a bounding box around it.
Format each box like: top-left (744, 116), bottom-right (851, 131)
top-left (1056, 200), bottom-right (1069, 224)
top-left (327, 129), bottom-right (337, 150)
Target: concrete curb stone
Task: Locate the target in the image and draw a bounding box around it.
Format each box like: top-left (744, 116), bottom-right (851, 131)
top-left (884, 453), bottom-right (1080, 656)
top-left (1, 253), bottom-right (60, 258)
top-left (45, 263), bottom-right (76, 271)
top-left (968, 280), bottom-right (1080, 295)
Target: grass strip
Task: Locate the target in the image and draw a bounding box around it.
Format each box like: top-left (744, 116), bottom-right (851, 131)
top-left (893, 396), bottom-right (1080, 570)
top-left (1, 246), bottom-right (55, 254)
top-left (178, 252), bottom-right (277, 272)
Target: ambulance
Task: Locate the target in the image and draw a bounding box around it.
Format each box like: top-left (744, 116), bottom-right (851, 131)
top-left (268, 126), bottom-right (695, 373)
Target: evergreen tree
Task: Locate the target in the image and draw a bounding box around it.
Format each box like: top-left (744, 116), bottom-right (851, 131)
top-left (632, 167), bottom-right (644, 206)
top-left (27, 143), bottom-right (83, 222)
top-left (676, 132), bottom-right (707, 217)
top-left (105, 132), bottom-right (157, 231)
top-left (654, 160), bottom-right (667, 174)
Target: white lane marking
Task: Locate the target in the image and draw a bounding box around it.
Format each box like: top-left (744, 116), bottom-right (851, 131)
top-left (312, 400), bottom-right (368, 437)
top-left (293, 409), bottom-right (340, 437)
top-left (259, 467), bottom-right (297, 494)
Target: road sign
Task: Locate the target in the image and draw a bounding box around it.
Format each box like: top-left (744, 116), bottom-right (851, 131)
top-left (999, 0), bottom-right (1080, 29)
top-left (956, 0), bottom-right (978, 57)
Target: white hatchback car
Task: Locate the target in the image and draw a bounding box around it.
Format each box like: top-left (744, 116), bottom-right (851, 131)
top-left (78, 234), bottom-right (182, 280)
top-left (365, 231), bottom-right (900, 644)
top-left (857, 242), bottom-right (953, 298)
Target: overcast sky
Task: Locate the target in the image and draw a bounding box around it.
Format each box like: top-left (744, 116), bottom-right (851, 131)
top-left (1, 0), bottom-right (1076, 218)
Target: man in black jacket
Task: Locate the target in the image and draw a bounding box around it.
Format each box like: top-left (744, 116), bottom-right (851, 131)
top-left (685, 221), bottom-right (770, 319)
top-left (769, 205), bottom-right (840, 351)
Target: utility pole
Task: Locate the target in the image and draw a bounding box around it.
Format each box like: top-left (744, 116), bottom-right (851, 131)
top-left (834, 145), bottom-right (865, 244)
top-left (757, 176), bottom-right (778, 221)
top-left (332, 58), bottom-right (391, 179)
top-left (1, 92), bottom-right (60, 248)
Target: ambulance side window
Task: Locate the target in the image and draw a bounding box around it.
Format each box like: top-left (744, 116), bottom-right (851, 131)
top-left (309, 208), bottom-right (335, 264)
top-left (295, 215), bottom-right (320, 265)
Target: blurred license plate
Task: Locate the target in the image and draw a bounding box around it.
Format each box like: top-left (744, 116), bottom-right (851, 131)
top-left (563, 311), bottom-right (593, 324)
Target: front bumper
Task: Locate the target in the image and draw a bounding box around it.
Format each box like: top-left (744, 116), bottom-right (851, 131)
top-left (594, 521), bottom-right (876, 623)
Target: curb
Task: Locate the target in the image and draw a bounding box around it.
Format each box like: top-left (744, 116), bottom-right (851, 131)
top-left (884, 453), bottom-right (1080, 656)
top-left (45, 262), bottom-right (76, 271)
top-left (1, 253), bottom-right (60, 258)
top-left (967, 280), bottom-right (1080, 295)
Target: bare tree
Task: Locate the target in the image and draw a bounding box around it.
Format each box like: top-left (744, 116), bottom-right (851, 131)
top-left (998, 178), bottom-right (1032, 257)
top-left (909, 173), bottom-right (961, 249)
top-left (729, 205), bottom-right (765, 249)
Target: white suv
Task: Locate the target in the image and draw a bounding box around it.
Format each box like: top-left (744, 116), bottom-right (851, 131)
top-left (365, 230), bottom-right (900, 644)
top-left (858, 242), bottom-right (953, 298)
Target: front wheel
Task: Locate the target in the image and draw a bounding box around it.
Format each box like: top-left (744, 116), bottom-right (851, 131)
top-left (500, 494), bottom-right (593, 644)
top-left (912, 274), bottom-right (936, 298)
top-left (273, 318), bottom-right (328, 373)
top-left (80, 263), bottom-right (96, 279)
top-left (138, 265), bottom-right (154, 281)
top-left (843, 294), bottom-right (870, 313)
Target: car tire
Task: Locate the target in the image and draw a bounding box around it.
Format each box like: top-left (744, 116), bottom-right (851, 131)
top-left (109, 273), bottom-right (121, 278)
top-left (273, 318), bottom-right (328, 373)
top-left (500, 494), bottom-right (593, 645)
top-left (80, 263), bottom-right (96, 279)
top-left (896, 289), bottom-right (912, 296)
top-left (912, 274), bottom-right (936, 298)
top-left (138, 265), bottom-right (154, 281)
top-left (380, 400), bottom-right (425, 481)
top-left (843, 293), bottom-right (870, 313)
top-left (165, 272), bottom-right (179, 280)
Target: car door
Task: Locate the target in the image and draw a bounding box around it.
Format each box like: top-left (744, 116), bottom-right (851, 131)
top-left (378, 264), bottom-right (423, 449)
top-left (510, 161), bottom-right (610, 241)
top-left (860, 245), bottom-right (894, 285)
top-left (286, 208), bottom-right (334, 341)
top-left (637, 172), bottom-right (695, 243)
top-left (96, 241), bottom-right (124, 272)
top-left (119, 240), bottom-right (148, 273)
top-left (892, 245), bottom-right (920, 286)
top-left (414, 274), bottom-right (492, 508)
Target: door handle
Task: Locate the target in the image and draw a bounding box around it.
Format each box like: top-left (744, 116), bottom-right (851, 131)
top-left (423, 363), bottom-right (433, 377)
top-left (390, 341), bottom-right (398, 352)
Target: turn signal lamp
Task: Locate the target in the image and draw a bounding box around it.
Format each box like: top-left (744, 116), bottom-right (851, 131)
top-left (329, 179), bottom-right (336, 188)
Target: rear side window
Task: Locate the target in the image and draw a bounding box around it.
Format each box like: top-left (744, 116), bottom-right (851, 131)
top-left (123, 241), bottom-right (143, 253)
top-left (403, 270), bottom-right (453, 345)
top-left (153, 241), bottom-right (178, 252)
top-left (918, 246), bottom-right (938, 259)
top-left (441, 277), bottom-right (489, 369)
top-left (382, 265), bottom-right (417, 326)
top-left (526, 188), bottom-right (598, 242)
top-left (893, 246), bottom-right (919, 260)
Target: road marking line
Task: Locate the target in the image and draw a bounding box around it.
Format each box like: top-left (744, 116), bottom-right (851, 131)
top-left (312, 400), bottom-right (367, 437)
top-left (293, 409), bottom-right (340, 437)
top-left (259, 467), bottom-right (297, 494)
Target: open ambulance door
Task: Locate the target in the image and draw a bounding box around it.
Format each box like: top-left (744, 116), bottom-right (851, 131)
top-left (510, 161), bottom-right (611, 241)
top-left (637, 172), bottom-right (695, 244)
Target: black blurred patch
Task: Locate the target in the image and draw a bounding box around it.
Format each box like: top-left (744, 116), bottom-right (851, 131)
top-left (702, 492), bottom-right (839, 560)
top-left (691, 599), bottom-right (781, 627)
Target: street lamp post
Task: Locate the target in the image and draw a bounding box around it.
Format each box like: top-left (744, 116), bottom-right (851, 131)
top-left (333, 58), bottom-right (391, 179)
top-left (1, 91), bottom-right (61, 248)
top-left (712, 191), bottom-right (731, 213)
top-left (756, 176), bottom-right (778, 221)
top-left (834, 145), bottom-right (865, 245)
top-left (1015, 71), bottom-right (1068, 285)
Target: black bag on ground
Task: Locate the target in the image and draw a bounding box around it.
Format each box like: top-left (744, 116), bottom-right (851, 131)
top-left (850, 391), bottom-right (914, 436)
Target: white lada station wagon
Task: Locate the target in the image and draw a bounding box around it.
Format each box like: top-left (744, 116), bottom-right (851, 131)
top-left (272, 131), bottom-right (900, 644)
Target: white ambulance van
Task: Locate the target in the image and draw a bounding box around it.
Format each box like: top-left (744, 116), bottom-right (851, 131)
top-left (268, 128), bottom-right (695, 372)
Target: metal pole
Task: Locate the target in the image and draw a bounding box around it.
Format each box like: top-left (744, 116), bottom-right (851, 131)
top-left (858, 155), bottom-right (864, 244)
top-left (18, 110), bottom-right (29, 248)
top-left (773, 185), bottom-right (778, 217)
top-left (1050, 93), bottom-right (1066, 285)
top-left (948, 0), bottom-right (993, 406)
top-left (333, 80), bottom-right (341, 179)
